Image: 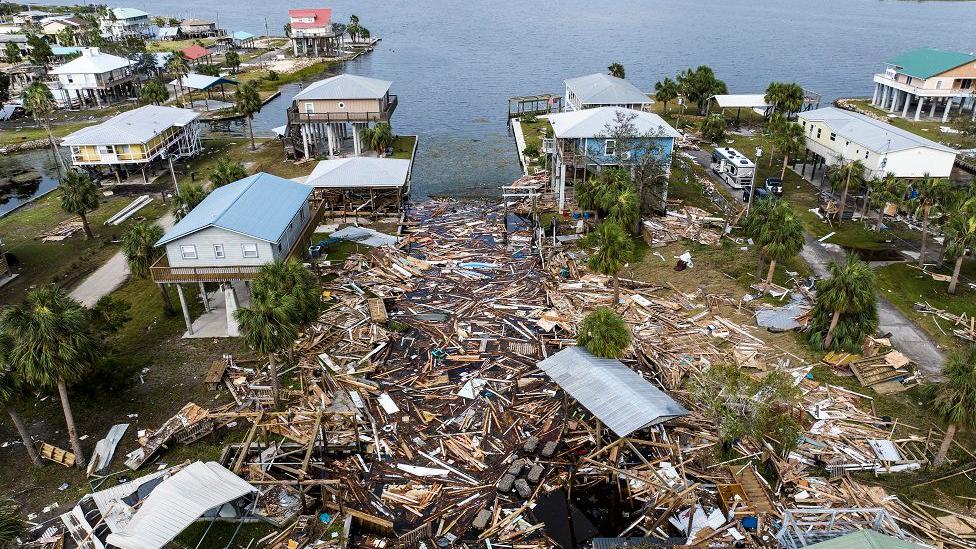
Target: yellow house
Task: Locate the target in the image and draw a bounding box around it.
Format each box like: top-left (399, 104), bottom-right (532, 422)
top-left (61, 105), bottom-right (202, 182)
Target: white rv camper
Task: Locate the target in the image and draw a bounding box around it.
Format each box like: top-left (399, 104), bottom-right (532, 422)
top-left (710, 147), bottom-right (756, 189)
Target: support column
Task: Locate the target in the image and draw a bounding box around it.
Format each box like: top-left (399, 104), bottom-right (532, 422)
top-left (943, 97), bottom-right (953, 123)
top-left (352, 123), bottom-right (362, 156)
top-left (224, 283), bottom-right (240, 337)
top-left (176, 284), bottom-right (193, 335)
top-left (914, 96), bottom-right (924, 122)
top-left (871, 83), bottom-right (880, 106)
top-left (889, 89), bottom-right (899, 112)
top-left (198, 281), bottom-right (210, 313)
top-left (901, 93), bottom-right (912, 118)
top-left (301, 125), bottom-right (310, 159)
top-left (558, 161), bottom-right (567, 212)
top-left (930, 97), bottom-right (938, 118)
top-left (326, 124), bottom-right (336, 156)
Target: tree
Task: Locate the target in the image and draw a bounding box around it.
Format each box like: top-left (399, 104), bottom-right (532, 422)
top-left (134, 52), bottom-right (158, 76)
top-left (358, 27), bottom-right (371, 42)
top-left (0, 330), bottom-right (42, 467)
top-left (165, 51), bottom-right (189, 104)
top-left (826, 160), bottom-right (865, 222)
top-left (210, 157), bottom-right (247, 187)
top-left (607, 62), bottom-right (625, 79)
top-left (0, 498), bottom-right (26, 547)
top-left (347, 14), bottom-right (360, 43)
top-left (251, 259), bottom-right (321, 335)
top-left (364, 122), bottom-right (395, 155)
top-left (21, 82), bottom-right (66, 175)
top-left (26, 34), bottom-right (52, 71)
top-left (225, 50), bottom-right (241, 74)
top-left (910, 175), bottom-right (949, 267)
top-left (121, 222), bottom-right (173, 312)
top-left (586, 221), bottom-right (633, 304)
top-left (0, 73), bottom-right (9, 103)
top-left (139, 78), bottom-right (169, 105)
top-left (57, 26), bottom-right (76, 47)
top-left (653, 77), bottom-right (679, 113)
top-left (869, 173), bottom-right (906, 232)
top-left (699, 113), bottom-right (726, 142)
top-left (171, 182), bottom-right (208, 220)
top-left (757, 200), bottom-right (805, 286)
top-left (764, 82), bottom-right (805, 117)
top-left (577, 307), bottom-right (630, 358)
top-left (235, 82), bottom-right (262, 150)
top-left (235, 284), bottom-right (299, 409)
top-left (944, 205), bottom-right (976, 295)
top-left (807, 256), bottom-right (879, 352)
top-left (677, 65), bottom-right (727, 115)
top-left (928, 346), bottom-right (976, 468)
top-left (196, 64), bottom-right (220, 77)
top-left (741, 191), bottom-right (778, 280)
top-left (59, 171), bottom-right (100, 240)
top-left (4, 42), bottom-right (20, 63)
top-left (2, 287), bottom-right (101, 468)
top-left (283, 23), bottom-right (292, 37)
top-left (772, 119), bottom-right (805, 179)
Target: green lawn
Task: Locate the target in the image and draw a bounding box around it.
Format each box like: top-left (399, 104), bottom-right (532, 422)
top-left (515, 117), bottom-right (553, 173)
top-left (392, 135), bottom-right (417, 160)
top-left (147, 38), bottom-right (217, 53)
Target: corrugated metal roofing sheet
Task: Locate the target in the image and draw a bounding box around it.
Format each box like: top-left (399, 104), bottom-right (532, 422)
top-left (537, 346), bottom-right (689, 437)
top-left (50, 50), bottom-right (130, 75)
top-left (170, 73), bottom-right (238, 91)
top-left (156, 172), bottom-right (313, 246)
top-left (713, 94), bottom-right (769, 109)
top-left (799, 107), bottom-right (956, 154)
top-left (886, 47), bottom-right (976, 79)
top-left (105, 461), bottom-right (256, 549)
top-left (564, 73), bottom-right (653, 106)
top-left (61, 105), bottom-right (199, 146)
top-left (548, 106), bottom-right (680, 139)
top-left (293, 73), bottom-right (392, 101)
top-left (304, 157), bottom-right (410, 189)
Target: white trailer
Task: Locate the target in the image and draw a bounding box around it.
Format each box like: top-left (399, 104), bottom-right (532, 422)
top-left (710, 147), bottom-right (756, 189)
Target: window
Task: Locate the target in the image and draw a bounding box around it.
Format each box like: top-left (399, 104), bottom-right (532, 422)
top-left (97, 145), bottom-right (115, 155)
top-left (816, 128), bottom-right (821, 138)
top-left (337, 102), bottom-right (345, 109)
top-left (180, 245), bottom-right (197, 260)
top-left (829, 132), bottom-right (836, 141)
top-left (864, 151), bottom-right (869, 160)
top-left (242, 243), bottom-right (259, 258)
top-left (604, 139), bottom-right (616, 156)
top-left (304, 102), bottom-right (314, 114)
top-left (936, 80), bottom-right (942, 90)
top-left (213, 244), bottom-right (225, 259)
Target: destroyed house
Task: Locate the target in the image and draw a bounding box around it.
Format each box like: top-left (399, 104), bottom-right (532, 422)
top-left (538, 346), bottom-right (689, 437)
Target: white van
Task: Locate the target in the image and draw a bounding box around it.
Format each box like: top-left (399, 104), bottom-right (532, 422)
top-left (711, 147), bottom-right (756, 189)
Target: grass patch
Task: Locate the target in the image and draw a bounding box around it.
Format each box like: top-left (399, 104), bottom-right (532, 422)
top-left (147, 38), bottom-right (217, 53)
top-left (237, 60), bottom-right (336, 92)
top-left (392, 135), bottom-right (417, 160)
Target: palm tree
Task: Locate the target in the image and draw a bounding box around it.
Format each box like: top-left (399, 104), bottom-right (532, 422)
top-left (677, 65), bottom-right (727, 115)
top-left (121, 222), bottom-right (173, 312)
top-left (139, 78), bottom-right (169, 105)
top-left (235, 292), bottom-right (297, 409)
top-left (586, 221), bottom-right (633, 304)
top-left (757, 201), bottom-right (805, 286)
top-left (0, 330), bottom-right (42, 467)
top-left (577, 307), bottom-right (630, 358)
top-left (741, 196), bottom-right (777, 280)
top-left (252, 259), bottom-right (321, 348)
top-left (808, 256), bottom-right (878, 351)
top-left (929, 346), bottom-right (976, 467)
top-left (774, 120), bottom-right (805, 179)
top-left (59, 171), bottom-right (100, 240)
top-left (654, 78), bottom-right (679, 113)
top-left (209, 157), bottom-right (247, 187)
top-left (171, 182), bottom-right (208, 220)
top-left (606, 184), bottom-right (638, 233)
top-left (699, 113), bottom-right (726, 142)
top-left (366, 123), bottom-right (395, 155)
top-left (827, 160), bottom-right (865, 223)
top-left (765, 82), bottom-right (805, 117)
top-left (235, 82), bottom-right (262, 151)
top-left (4, 42), bottom-right (21, 63)
top-left (2, 287), bottom-right (100, 468)
top-left (870, 174), bottom-right (907, 232)
top-left (765, 113), bottom-right (787, 166)
top-left (21, 82), bottom-right (66, 175)
top-left (224, 50), bottom-right (241, 74)
top-left (607, 62), bottom-right (625, 79)
top-left (911, 175), bottom-right (949, 267)
top-left (0, 498), bottom-right (25, 547)
top-left (944, 206), bottom-right (976, 295)
top-left (165, 52), bottom-right (189, 103)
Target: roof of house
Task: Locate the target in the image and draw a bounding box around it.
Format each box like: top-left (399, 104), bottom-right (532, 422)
top-left (799, 107), bottom-right (957, 154)
top-left (41, 16), bottom-right (85, 29)
top-left (181, 44), bottom-right (210, 60)
top-left (181, 18), bottom-right (214, 26)
top-left (294, 73), bottom-right (392, 101)
top-left (564, 73), bottom-right (653, 106)
top-left (50, 49), bottom-right (131, 75)
top-left (304, 157), bottom-right (411, 189)
top-left (804, 531), bottom-right (924, 549)
top-left (157, 26), bottom-right (180, 38)
top-left (288, 8), bottom-right (332, 29)
top-left (51, 46), bottom-right (83, 56)
top-left (537, 346), bottom-right (689, 437)
top-left (886, 47), bottom-right (976, 79)
top-left (110, 7), bottom-right (150, 20)
top-left (0, 34), bottom-right (27, 44)
top-left (712, 94), bottom-right (770, 109)
top-left (104, 462), bottom-right (256, 549)
top-left (171, 73), bottom-right (238, 91)
top-left (17, 10), bottom-right (51, 17)
top-left (156, 173), bottom-right (313, 246)
top-left (232, 30), bottom-right (255, 40)
top-left (61, 105), bottom-right (200, 146)
top-left (547, 106), bottom-right (680, 140)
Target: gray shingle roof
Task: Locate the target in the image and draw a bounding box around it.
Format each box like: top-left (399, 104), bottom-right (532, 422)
top-left (156, 173), bottom-right (313, 246)
top-left (799, 107), bottom-right (956, 154)
top-left (61, 105), bottom-right (200, 146)
top-left (293, 73), bottom-right (392, 101)
top-left (564, 73), bottom-right (653, 107)
top-left (537, 346), bottom-right (688, 437)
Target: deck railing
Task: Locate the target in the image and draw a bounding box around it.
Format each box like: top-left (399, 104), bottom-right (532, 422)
top-left (150, 256), bottom-right (263, 283)
top-left (287, 95), bottom-right (397, 124)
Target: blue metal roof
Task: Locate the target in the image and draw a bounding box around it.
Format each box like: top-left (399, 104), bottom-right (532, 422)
top-left (52, 46), bottom-right (82, 56)
top-left (156, 173), bottom-right (312, 246)
top-left (232, 31), bottom-right (255, 41)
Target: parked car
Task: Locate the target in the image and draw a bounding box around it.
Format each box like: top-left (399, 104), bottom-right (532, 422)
top-left (742, 185), bottom-right (770, 203)
top-left (764, 177), bottom-right (784, 197)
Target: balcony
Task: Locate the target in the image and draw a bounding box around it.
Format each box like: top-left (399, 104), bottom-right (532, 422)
top-left (288, 95), bottom-right (397, 124)
top-left (874, 74), bottom-right (975, 98)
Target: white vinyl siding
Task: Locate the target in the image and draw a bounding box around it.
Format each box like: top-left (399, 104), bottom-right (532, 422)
top-left (164, 227), bottom-right (275, 268)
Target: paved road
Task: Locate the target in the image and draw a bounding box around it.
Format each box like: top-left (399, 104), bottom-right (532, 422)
top-left (71, 213), bottom-right (175, 307)
top-left (682, 147), bottom-right (946, 379)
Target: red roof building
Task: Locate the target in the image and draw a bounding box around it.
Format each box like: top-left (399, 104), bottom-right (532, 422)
top-left (288, 8), bottom-right (332, 30)
top-left (182, 44), bottom-right (211, 61)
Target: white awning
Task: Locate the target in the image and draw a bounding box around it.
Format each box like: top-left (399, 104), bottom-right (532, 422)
top-left (712, 94), bottom-right (770, 109)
